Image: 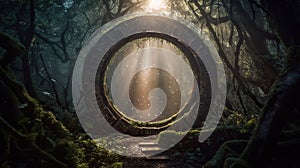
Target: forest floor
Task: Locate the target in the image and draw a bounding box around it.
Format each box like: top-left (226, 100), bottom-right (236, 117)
top-left (95, 132), bottom-right (223, 168)
top-left (123, 149), bottom-right (204, 168)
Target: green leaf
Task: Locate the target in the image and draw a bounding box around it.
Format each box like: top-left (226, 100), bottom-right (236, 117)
top-left (240, 129), bottom-right (248, 133)
top-left (110, 162), bottom-right (123, 168)
top-left (18, 117), bottom-right (31, 125)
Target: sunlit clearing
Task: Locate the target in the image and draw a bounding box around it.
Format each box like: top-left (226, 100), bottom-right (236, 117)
top-left (148, 0), bottom-right (167, 11)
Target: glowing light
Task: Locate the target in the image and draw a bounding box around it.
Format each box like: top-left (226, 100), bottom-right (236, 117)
top-left (148, 0), bottom-right (167, 11)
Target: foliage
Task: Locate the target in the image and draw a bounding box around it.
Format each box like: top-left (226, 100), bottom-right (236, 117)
top-left (54, 139), bottom-right (88, 168)
top-left (1, 0), bottom-right (300, 167)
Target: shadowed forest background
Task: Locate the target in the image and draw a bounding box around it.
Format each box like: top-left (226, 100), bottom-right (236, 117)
top-left (1, 0), bottom-right (300, 167)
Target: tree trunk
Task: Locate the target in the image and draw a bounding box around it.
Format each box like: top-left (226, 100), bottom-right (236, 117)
top-left (16, 0), bottom-right (37, 98)
top-left (223, 0), bottom-right (278, 93)
top-left (231, 0), bottom-right (300, 167)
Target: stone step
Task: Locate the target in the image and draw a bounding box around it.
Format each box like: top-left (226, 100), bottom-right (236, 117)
top-left (143, 135), bottom-right (158, 140)
top-left (145, 155), bottom-right (170, 161)
top-left (141, 147), bottom-right (165, 155)
top-left (138, 141), bottom-right (158, 147)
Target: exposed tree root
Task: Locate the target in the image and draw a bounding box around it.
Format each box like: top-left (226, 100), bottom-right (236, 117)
top-left (0, 65), bottom-right (70, 137)
top-left (203, 140), bottom-right (248, 168)
top-left (203, 131), bottom-right (300, 168)
top-left (0, 116), bottom-right (67, 167)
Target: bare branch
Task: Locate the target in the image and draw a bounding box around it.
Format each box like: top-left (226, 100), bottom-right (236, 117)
top-left (60, 21), bottom-right (70, 62)
top-left (190, 0), bottom-right (264, 108)
top-left (39, 53), bottom-right (64, 108)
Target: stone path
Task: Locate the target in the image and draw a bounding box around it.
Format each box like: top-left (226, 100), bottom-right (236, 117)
top-left (96, 134), bottom-right (170, 160)
top-left (108, 134), bottom-right (207, 167)
top-left (138, 135), bottom-right (170, 161)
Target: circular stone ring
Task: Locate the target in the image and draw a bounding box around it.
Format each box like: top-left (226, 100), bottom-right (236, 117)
top-left (72, 13), bottom-right (226, 157)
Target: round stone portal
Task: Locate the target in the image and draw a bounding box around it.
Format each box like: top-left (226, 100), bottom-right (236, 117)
top-left (72, 13), bottom-right (226, 157)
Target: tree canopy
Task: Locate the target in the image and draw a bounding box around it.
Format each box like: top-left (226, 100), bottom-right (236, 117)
top-left (0, 0), bottom-right (299, 167)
